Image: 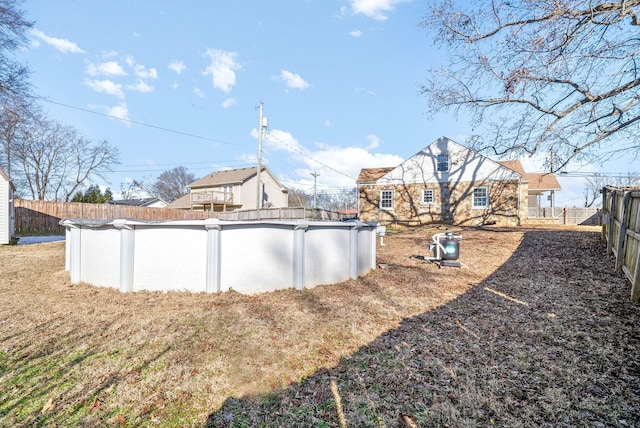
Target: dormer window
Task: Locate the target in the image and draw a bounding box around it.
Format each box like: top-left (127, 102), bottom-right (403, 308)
top-left (437, 153), bottom-right (449, 172)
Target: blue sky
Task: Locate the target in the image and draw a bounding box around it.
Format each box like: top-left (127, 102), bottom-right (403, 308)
top-left (20, 0), bottom-right (634, 206)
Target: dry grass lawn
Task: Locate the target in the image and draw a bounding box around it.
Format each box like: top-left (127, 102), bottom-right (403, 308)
top-left (0, 225), bottom-right (638, 427)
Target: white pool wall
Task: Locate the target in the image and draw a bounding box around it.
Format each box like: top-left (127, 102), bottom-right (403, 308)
top-left (61, 218), bottom-right (378, 294)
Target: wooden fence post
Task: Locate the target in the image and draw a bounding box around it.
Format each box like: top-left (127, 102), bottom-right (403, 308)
top-left (607, 190), bottom-right (616, 255)
top-left (632, 253), bottom-right (640, 302)
top-left (615, 192), bottom-right (632, 271)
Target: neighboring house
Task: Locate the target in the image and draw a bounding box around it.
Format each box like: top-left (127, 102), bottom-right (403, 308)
top-left (357, 137), bottom-right (530, 226)
top-left (108, 198), bottom-right (167, 208)
top-left (168, 166), bottom-right (288, 211)
top-left (498, 160), bottom-right (561, 210)
top-left (0, 167), bottom-right (15, 244)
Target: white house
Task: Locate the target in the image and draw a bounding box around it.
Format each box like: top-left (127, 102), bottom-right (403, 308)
top-left (0, 167), bottom-right (15, 244)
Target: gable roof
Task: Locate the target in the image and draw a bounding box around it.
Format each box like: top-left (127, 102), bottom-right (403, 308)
top-left (0, 167), bottom-right (15, 190)
top-left (189, 166), bottom-right (287, 191)
top-left (499, 160), bottom-right (561, 191)
top-left (357, 167), bottom-right (395, 183)
top-left (0, 167), bottom-right (10, 183)
top-left (357, 136), bottom-right (521, 185)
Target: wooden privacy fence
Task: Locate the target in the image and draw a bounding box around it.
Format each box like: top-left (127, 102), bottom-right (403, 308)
top-left (528, 207), bottom-right (601, 225)
top-left (601, 186), bottom-right (640, 302)
top-left (14, 199), bottom-right (351, 235)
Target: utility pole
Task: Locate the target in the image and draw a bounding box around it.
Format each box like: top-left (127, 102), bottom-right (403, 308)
top-left (311, 171), bottom-right (320, 209)
top-left (256, 102), bottom-right (264, 210)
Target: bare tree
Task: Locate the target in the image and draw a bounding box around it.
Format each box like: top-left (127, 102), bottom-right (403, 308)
top-left (0, 0), bottom-right (32, 101)
top-left (288, 188), bottom-right (312, 207)
top-left (315, 188), bottom-right (358, 212)
top-left (584, 172), bottom-right (640, 206)
top-left (421, 0), bottom-right (640, 171)
top-left (12, 118), bottom-right (119, 200)
top-left (0, 93), bottom-right (35, 178)
top-left (583, 173), bottom-right (609, 207)
top-left (140, 166), bottom-right (195, 203)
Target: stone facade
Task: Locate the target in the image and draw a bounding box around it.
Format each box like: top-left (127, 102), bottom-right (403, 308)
top-left (359, 179), bottom-right (528, 226)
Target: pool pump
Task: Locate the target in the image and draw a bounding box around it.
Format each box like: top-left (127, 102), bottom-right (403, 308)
top-left (425, 231), bottom-right (461, 268)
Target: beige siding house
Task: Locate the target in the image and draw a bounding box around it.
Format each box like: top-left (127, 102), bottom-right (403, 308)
top-left (0, 167), bottom-right (15, 244)
top-left (357, 137), bottom-right (529, 226)
top-left (168, 166), bottom-right (288, 211)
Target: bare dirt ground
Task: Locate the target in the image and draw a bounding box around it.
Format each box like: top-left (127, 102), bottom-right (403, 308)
top-left (1, 225), bottom-right (638, 427)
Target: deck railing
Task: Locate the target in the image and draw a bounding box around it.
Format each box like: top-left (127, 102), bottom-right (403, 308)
top-left (191, 190), bottom-right (233, 205)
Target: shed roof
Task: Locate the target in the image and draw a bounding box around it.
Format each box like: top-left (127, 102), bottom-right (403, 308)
top-left (499, 160), bottom-right (562, 191)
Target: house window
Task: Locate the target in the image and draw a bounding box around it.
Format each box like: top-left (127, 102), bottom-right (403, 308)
top-left (437, 153), bottom-right (449, 172)
top-left (422, 189), bottom-right (434, 204)
top-left (473, 187), bottom-right (488, 208)
top-left (380, 190), bottom-right (394, 210)
top-left (222, 185), bottom-right (232, 203)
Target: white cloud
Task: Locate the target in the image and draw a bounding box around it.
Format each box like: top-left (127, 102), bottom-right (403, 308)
top-left (325, 119), bottom-right (332, 127)
top-left (221, 98), bottom-right (237, 108)
top-left (262, 129), bottom-right (403, 188)
top-left (349, 30), bottom-right (363, 37)
top-left (277, 70), bottom-right (310, 90)
top-left (202, 49), bottom-right (241, 93)
top-left (30, 28), bottom-right (85, 53)
top-left (193, 86), bottom-right (205, 98)
top-left (299, 144), bottom-right (403, 187)
top-left (83, 78), bottom-right (125, 98)
top-left (349, 0), bottom-right (412, 21)
top-left (86, 61), bottom-right (126, 76)
top-left (125, 56), bottom-right (158, 79)
top-left (365, 134), bottom-right (381, 150)
top-left (107, 102), bottom-right (130, 123)
top-left (168, 61), bottom-right (186, 74)
top-left (262, 129), bottom-right (305, 153)
top-left (126, 79), bottom-right (154, 93)
top-left (171, 81), bottom-right (178, 89)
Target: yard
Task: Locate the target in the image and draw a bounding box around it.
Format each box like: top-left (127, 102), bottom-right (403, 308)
top-left (0, 225), bottom-right (638, 427)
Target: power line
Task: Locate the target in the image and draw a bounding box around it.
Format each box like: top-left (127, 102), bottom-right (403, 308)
top-left (264, 133), bottom-right (356, 181)
top-left (36, 96), bottom-right (245, 148)
top-left (37, 96), bottom-right (361, 184)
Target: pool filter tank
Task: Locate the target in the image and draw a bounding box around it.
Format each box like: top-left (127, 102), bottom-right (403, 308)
top-left (426, 230), bottom-right (461, 268)
top-left (440, 232), bottom-right (459, 260)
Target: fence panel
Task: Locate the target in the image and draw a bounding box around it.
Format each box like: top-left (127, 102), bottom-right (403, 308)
top-left (14, 199), bottom-right (219, 234)
top-left (528, 207), bottom-right (600, 225)
top-left (14, 199), bottom-right (352, 235)
top-left (602, 187), bottom-right (640, 302)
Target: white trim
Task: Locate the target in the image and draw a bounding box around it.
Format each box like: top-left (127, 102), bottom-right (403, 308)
top-left (421, 188), bottom-right (435, 205)
top-left (380, 189), bottom-right (394, 210)
top-left (472, 186), bottom-right (489, 208)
